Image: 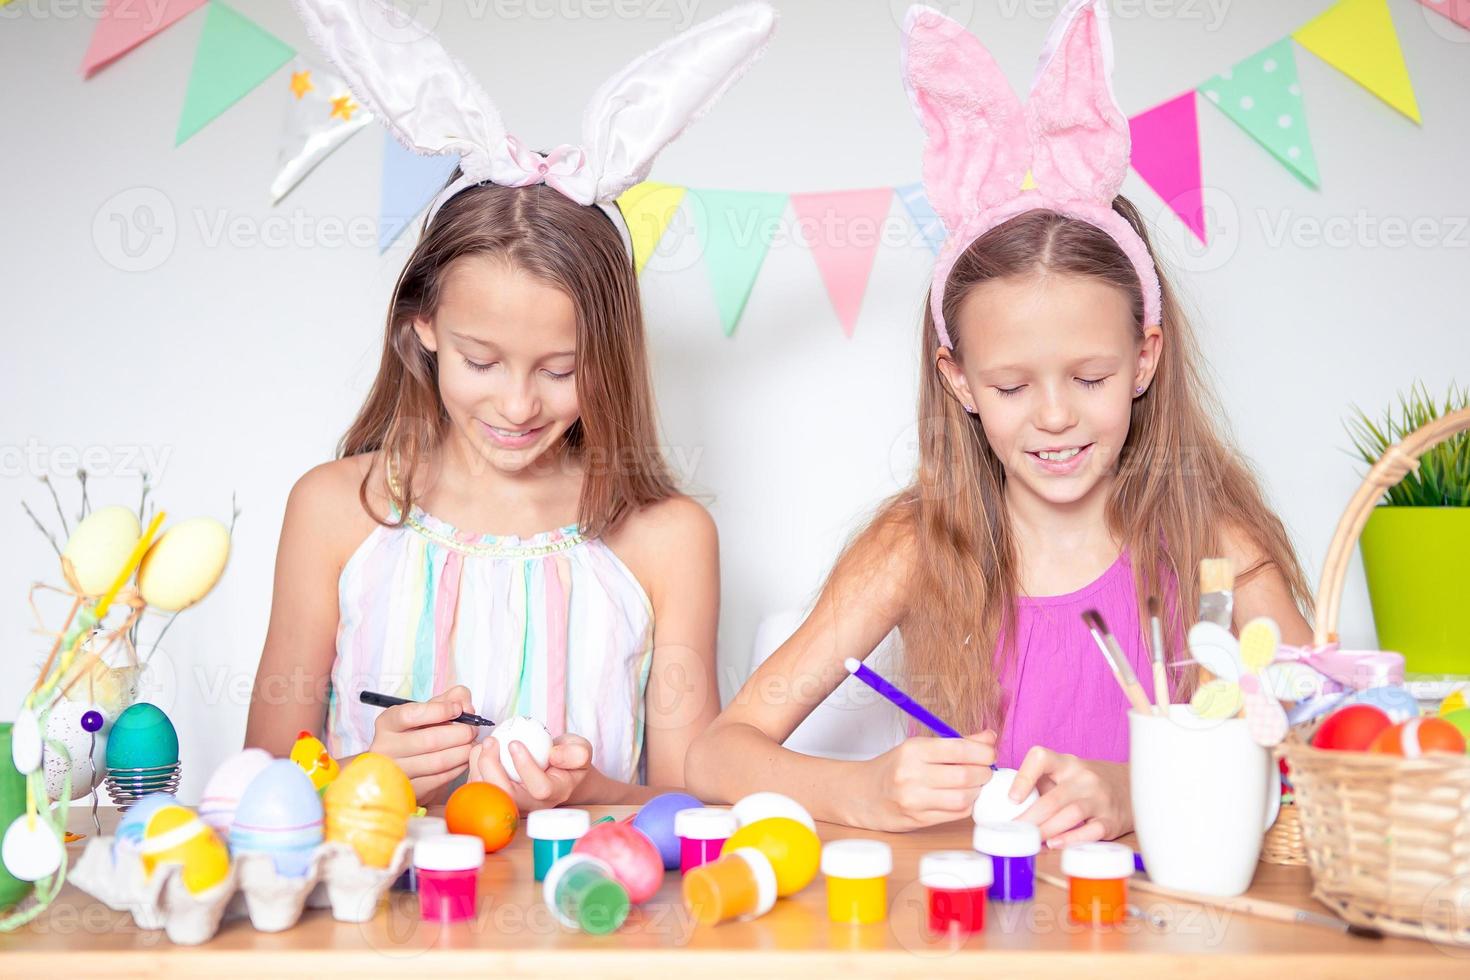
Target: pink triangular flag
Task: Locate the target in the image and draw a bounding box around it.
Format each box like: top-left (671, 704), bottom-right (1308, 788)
top-left (1419, 0), bottom-right (1470, 30)
top-left (789, 188), bottom-right (894, 338)
top-left (1129, 92), bottom-right (1206, 245)
top-left (82, 0), bottom-right (207, 77)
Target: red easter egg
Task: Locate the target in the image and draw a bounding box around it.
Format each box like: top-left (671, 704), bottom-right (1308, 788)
top-left (1311, 704), bottom-right (1391, 751)
top-left (573, 822), bottom-right (664, 904)
top-left (1370, 718), bottom-right (1467, 757)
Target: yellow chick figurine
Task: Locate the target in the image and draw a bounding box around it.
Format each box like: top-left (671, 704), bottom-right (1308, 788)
top-left (290, 730), bottom-right (340, 793)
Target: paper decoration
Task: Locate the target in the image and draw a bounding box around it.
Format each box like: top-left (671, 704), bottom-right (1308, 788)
top-left (1199, 39), bottom-right (1320, 188)
top-left (378, 129), bottom-right (459, 252)
top-left (896, 182), bottom-right (944, 255)
top-left (1294, 0), bottom-right (1421, 123)
top-left (270, 58), bottom-right (373, 204)
top-left (176, 2), bottom-right (294, 145)
top-left (1419, 0), bottom-right (1470, 31)
top-left (689, 189), bottom-right (787, 336)
top-left (790, 188), bottom-right (894, 338)
top-left (1129, 92), bottom-right (1206, 244)
top-left (617, 181), bottom-right (688, 275)
top-left (81, 0), bottom-right (206, 77)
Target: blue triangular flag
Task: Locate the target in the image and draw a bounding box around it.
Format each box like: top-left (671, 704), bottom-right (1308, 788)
top-left (896, 182), bottom-right (944, 254)
top-left (378, 129), bottom-right (459, 252)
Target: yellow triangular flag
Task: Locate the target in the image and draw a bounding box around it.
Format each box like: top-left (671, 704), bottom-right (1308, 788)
top-left (1021, 170), bottom-right (1037, 191)
top-left (1293, 0), bottom-right (1420, 123)
top-left (617, 181), bottom-right (687, 275)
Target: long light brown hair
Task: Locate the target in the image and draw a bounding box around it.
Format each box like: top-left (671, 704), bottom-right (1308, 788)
top-left (339, 176), bottom-right (677, 537)
top-left (841, 197), bottom-right (1312, 733)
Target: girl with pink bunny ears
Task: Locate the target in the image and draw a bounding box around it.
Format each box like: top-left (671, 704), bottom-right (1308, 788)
top-left (247, 0), bottom-right (775, 809)
top-left (690, 1), bottom-right (1312, 841)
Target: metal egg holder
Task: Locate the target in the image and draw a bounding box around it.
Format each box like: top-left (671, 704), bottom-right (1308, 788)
top-left (68, 824), bottom-right (416, 945)
top-left (102, 763), bottom-right (183, 810)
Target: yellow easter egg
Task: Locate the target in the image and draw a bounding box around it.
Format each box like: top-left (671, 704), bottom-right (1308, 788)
top-left (61, 505), bottom-right (141, 596)
top-left (140, 805), bottom-right (231, 894)
top-left (724, 817), bottom-right (821, 897)
top-left (136, 517), bottom-right (231, 611)
top-left (323, 752), bottom-right (416, 868)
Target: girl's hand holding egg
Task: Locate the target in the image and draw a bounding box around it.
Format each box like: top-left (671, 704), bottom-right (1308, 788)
top-left (469, 728), bottom-right (594, 811)
top-left (1009, 747), bottom-right (1132, 849)
top-left (855, 730), bottom-right (998, 831)
top-left (366, 685), bottom-right (478, 802)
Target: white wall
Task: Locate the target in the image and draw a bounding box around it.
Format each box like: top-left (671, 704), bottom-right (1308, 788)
top-left (3, 0), bottom-right (1467, 802)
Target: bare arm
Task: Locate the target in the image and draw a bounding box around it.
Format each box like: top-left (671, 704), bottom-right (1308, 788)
top-left (1224, 527), bottom-right (1314, 645)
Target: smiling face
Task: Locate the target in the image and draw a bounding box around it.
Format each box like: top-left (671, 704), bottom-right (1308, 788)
top-left (936, 272), bottom-right (1161, 511)
top-left (412, 253), bottom-right (581, 476)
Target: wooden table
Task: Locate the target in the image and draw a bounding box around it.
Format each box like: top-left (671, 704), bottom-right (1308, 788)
top-left (0, 805), bottom-right (1461, 977)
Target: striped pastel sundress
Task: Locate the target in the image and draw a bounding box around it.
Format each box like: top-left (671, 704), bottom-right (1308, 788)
top-left (327, 501), bottom-right (655, 784)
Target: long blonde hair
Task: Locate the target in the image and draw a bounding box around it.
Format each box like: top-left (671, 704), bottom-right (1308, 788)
top-left (338, 178), bottom-right (677, 538)
top-left (842, 197), bottom-right (1311, 733)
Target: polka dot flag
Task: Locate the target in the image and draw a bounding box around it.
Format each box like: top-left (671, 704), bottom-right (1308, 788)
top-left (1198, 39), bottom-right (1320, 189)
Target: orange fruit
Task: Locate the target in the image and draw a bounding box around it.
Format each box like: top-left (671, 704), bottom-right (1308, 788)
top-left (446, 782), bottom-right (519, 853)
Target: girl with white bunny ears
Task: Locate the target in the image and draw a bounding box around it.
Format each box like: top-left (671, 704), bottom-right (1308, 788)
top-left (245, 0), bottom-right (776, 809)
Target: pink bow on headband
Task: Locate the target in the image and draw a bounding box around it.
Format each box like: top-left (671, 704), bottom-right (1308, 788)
top-left (901, 1), bottom-right (1163, 348)
top-left (502, 135), bottom-right (592, 199)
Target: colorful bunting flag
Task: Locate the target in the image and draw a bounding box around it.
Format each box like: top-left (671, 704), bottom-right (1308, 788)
top-left (176, 2), bottom-right (294, 145)
top-left (896, 182), bottom-right (944, 255)
top-left (1129, 92), bottom-right (1207, 245)
top-left (617, 181), bottom-right (687, 276)
top-left (378, 129), bottom-right (459, 252)
top-left (1294, 0), bottom-right (1421, 123)
top-left (790, 188), bottom-right (894, 338)
top-left (270, 58), bottom-right (373, 204)
top-left (81, 0), bottom-right (207, 77)
top-left (688, 189), bottom-right (787, 336)
top-left (1199, 39), bottom-right (1320, 188)
top-left (1419, 0), bottom-right (1470, 31)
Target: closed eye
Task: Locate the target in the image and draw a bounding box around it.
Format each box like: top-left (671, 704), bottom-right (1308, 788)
top-left (1078, 377), bottom-right (1108, 389)
top-left (463, 357), bottom-right (494, 373)
top-left (994, 385), bottom-right (1026, 398)
top-left (543, 369), bottom-right (574, 381)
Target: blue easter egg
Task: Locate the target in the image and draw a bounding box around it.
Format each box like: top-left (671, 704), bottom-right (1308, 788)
top-left (112, 792), bottom-right (181, 862)
top-left (229, 760), bottom-right (324, 877)
top-left (1343, 685), bottom-right (1419, 724)
top-left (631, 792), bottom-right (702, 869)
top-left (105, 703), bottom-right (179, 770)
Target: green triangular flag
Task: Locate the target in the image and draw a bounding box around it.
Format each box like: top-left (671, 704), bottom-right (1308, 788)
top-left (688, 189), bottom-right (788, 337)
top-left (176, 2), bottom-right (294, 145)
top-left (1198, 39), bottom-right (1320, 188)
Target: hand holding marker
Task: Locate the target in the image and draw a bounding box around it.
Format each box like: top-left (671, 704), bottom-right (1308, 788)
top-left (359, 690), bottom-right (497, 729)
top-left (842, 658), bottom-right (998, 770)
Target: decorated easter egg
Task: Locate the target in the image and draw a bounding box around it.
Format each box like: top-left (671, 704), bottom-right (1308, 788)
top-left (445, 781), bottom-right (519, 853)
top-left (1341, 686), bottom-right (1419, 724)
top-left (112, 792), bottom-right (181, 862)
top-left (42, 700), bottom-right (101, 801)
top-left (136, 517), bottom-right (231, 612)
top-left (198, 748), bottom-right (274, 837)
top-left (289, 731), bottom-right (339, 792)
top-left (723, 816), bottom-right (820, 897)
top-left (972, 767), bottom-right (1039, 824)
top-left (731, 791), bottom-right (815, 831)
top-left (1311, 704), bottom-right (1392, 752)
top-left (140, 805), bottom-right (231, 894)
top-left (1440, 690), bottom-right (1468, 716)
top-left (231, 760), bottom-right (325, 877)
top-left (323, 752), bottom-right (416, 868)
top-left (490, 716), bottom-right (553, 782)
top-left (1440, 709), bottom-right (1470, 748)
top-left (1369, 717), bottom-right (1467, 757)
top-left (61, 505), bottom-right (141, 596)
top-left (631, 792), bottom-right (702, 870)
top-left (573, 822), bottom-right (664, 904)
top-left (105, 703), bottom-right (179, 770)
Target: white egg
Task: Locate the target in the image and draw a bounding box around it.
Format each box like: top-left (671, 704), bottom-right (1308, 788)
top-left (61, 505), bottom-right (141, 596)
top-left (10, 708), bottom-right (42, 776)
top-left (137, 517), bottom-right (231, 611)
top-left (491, 716), bottom-right (552, 782)
top-left (731, 791), bottom-right (816, 830)
top-left (3, 814), bottom-right (63, 882)
top-left (42, 700), bottom-right (102, 801)
top-left (972, 768), bottom-right (1038, 824)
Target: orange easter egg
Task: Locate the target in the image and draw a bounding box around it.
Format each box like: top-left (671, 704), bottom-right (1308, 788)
top-left (445, 782), bottom-right (519, 854)
top-left (1369, 717), bottom-right (1467, 757)
top-left (323, 752), bottom-right (416, 867)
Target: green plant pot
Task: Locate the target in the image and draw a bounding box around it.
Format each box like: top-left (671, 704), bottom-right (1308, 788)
top-left (0, 723), bottom-right (35, 913)
top-left (1359, 507), bottom-right (1470, 675)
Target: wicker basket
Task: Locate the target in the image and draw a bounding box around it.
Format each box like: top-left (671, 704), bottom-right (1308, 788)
top-left (1277, 406), bottom-right (1470, 944)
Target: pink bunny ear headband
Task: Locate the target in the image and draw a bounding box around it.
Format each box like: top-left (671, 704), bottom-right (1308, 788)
top-left (902, 0), bottom-right (1162, 350)
top-left (293, 0), bottom-right (776, 256)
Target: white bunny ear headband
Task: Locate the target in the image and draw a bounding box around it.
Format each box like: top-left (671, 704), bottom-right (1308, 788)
top-left (902, 0), bottom-right (1162, 349)
top-left (292, 0), bottom-right (777, 255)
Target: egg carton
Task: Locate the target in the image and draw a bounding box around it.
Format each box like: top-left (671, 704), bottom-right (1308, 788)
top-left (70, 835), bottom-right (414, 943)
